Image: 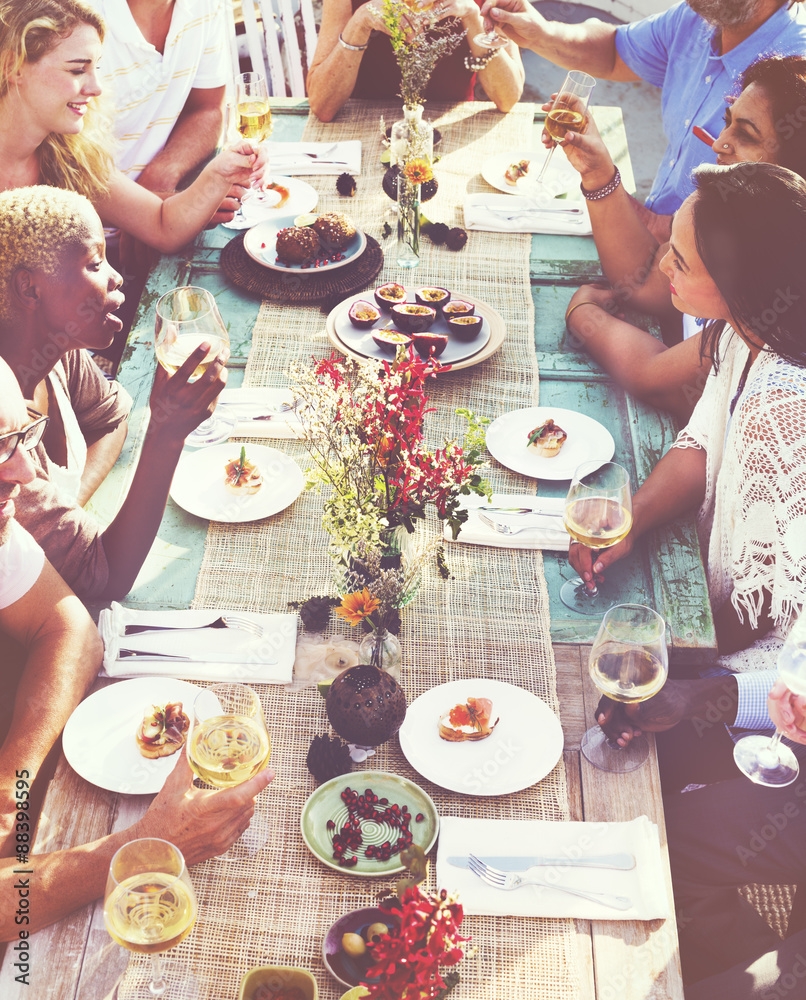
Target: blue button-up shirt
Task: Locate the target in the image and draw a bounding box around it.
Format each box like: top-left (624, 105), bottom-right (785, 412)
top-left (615, 1), bottom-right (806, 213)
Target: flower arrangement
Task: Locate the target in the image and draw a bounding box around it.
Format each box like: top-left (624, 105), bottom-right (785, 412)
top-left (375, 0), bottom-right (465, 110)
top-left (289, 351), bottom-right (490, 561)
top-left (361, 846), bottom-right (471, 1000)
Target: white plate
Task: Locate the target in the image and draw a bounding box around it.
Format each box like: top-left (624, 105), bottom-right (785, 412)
top-left (485, 406), bottom-right (615, 481)
top-left (481, 150), bottom-right (580, 198)
top-left (331, 288), bottom-right (492, 366)
top-left (398, 679), bottom-right (563, 797)
top-left (220, 176), bottom-right (318, 229)
top-left (243, 213), bottom-right (367, 272)
top-left (63, 677), bottom-right (203, 794)
top-left (170, 443), bottom-right (304, 522)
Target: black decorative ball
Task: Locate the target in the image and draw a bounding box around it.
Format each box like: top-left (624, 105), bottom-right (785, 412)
top-left (382, 165), bottom-right (438, 203)
top-left (326, 664), bottom-right (407, 747)
top-left (306, 734), bottom-right (352, 783)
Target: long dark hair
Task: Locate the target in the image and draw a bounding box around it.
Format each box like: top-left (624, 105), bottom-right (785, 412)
top-left (739, 55), bottom-right (806, 178)
top-left (692, 162), bottom-right (806, 368)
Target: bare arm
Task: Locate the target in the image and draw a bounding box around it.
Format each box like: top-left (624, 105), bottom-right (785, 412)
top-left (0, 754), bottom-right (273, 939)
top-left (76, 421), bottom-right (127, 507)
top-left (444, 0), bottom-right (524, 112)
top-left (98, 346), bottom-right (227, 600)
top-left (566, 290), bottom-right (709, 423)
top-left (479, 0), bottom-right (638, 80)
top-left (135, 87), bottom-right (226, 195)
top-left (94, 141), bottom-right (266, 253)
top-left (0, 560), bottom-right (103, 853)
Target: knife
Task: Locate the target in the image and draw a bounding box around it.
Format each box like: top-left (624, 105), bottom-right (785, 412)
top-left (448, 853), bottom-right (635, 871)
top-left (118, 649), bottom-right (191, 660)
top-left (479, 505), bottom-right (562, 516)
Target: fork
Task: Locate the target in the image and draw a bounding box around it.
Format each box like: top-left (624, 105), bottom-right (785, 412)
top-left (478, 512), bottom-right (563, 536)
top-left (124, 616), bottom-right (263, 638)
top-left (468, 855), bottom-right (632, 910)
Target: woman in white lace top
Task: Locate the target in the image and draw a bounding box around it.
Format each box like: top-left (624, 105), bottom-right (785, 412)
top-left (569, 161), bottom-right (806, 772)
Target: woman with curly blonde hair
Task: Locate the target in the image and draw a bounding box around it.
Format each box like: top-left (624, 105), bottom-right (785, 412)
top-left (0, 0), bottom-right (264, 252)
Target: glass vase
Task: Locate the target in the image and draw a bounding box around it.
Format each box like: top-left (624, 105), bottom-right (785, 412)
top-left (329, 523), bottom-right (423, 606)
top-left (390, 105), bottom-right (434, 270)
top-left (358, 629), bottom-right (402, 681)
top-left (389, 104), bottom-right (434, 167)
top-left (397, 173), bottom-right (421, 268)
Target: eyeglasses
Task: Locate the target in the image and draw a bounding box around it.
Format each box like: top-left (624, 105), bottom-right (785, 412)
top-left (0, 407), bottom-right (49, 465)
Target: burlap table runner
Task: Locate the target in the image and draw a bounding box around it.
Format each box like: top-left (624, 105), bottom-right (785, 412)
top-left (120, 103), bottom-right (580, 1000)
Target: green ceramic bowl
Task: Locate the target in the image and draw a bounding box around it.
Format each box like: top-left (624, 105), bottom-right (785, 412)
top-left (300, 770), bottom-right (439, 876)
top-left (238, 965), bottom-right (318, 1000)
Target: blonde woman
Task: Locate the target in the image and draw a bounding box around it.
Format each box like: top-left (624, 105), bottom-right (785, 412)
top-left (0, 0), bottom-right (264, 252)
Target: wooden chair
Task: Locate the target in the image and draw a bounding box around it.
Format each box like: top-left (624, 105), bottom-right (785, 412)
top-left (227, 0), bottom-right (318, 98)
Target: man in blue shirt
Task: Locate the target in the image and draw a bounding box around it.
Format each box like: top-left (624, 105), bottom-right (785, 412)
top-left (480, 0), bottom-right (806, 213)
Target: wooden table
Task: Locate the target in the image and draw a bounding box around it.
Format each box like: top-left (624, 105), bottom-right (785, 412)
top-left (0, 102), bottom-right (701, 999)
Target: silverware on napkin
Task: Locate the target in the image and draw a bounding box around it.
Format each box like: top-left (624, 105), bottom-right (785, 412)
top-left (118, 650), bottom-right (192, 660)
top-left (468, 855), bottom-right (632, 910)
top-left (480, 505), bottom-right (562, 516)
top-left (478, 513), bottom-right (563, 536)
top-left (448, 853), bottom-right (635, 871)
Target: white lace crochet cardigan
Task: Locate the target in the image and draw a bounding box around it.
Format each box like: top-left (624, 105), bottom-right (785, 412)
top-left (672, 328), bottom-right (806, 672)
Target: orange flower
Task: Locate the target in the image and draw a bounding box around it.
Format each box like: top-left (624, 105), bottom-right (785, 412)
top-left (336, 588), bottom-right (381, 626)
top-left (403, 158), bottom-right (433, 185)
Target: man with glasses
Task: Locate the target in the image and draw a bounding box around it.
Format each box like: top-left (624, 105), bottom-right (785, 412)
top-left (0, 360), bottom-right (274, 940)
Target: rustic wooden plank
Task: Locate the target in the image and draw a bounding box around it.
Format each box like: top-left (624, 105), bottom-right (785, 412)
top-left (578, 658), bottom-right (684, 1000)
top-left (564, 748), bottom-right (596, 1000)
top-left (555, 645), bottom-right (587, 749)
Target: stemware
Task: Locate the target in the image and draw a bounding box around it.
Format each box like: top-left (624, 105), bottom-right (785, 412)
top-left (472, 16), bottom-right (510, 51)
top-left (154, 286), bottom-right (230, 447)
top-left (235, 72), bottom-right (272, 206)
top-left (103, 838), bottom-right (198, 998)
top-left (561, 460), bottom-right (632, 615)
top-left (733, 622), bottom-right (806, 786)
top-left (187, 683), bottom-right (272, 859)
top-left (581, 604), bottom-right (669, 772)
top-left (533, 70), bottom-right (596, 192)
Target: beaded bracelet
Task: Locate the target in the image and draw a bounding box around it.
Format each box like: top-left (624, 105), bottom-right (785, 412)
top-left (580, 166), bottom-right (621, 202)
top-left (338, 32), bottom-right (368, 51)
top-left (464, 48), bottom-right (501, 72)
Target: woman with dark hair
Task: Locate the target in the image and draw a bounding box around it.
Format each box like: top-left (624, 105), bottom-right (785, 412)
top-left (560, 55), bottom-right (806, 422)
top-left (569, 159), bottom-right (806, 995)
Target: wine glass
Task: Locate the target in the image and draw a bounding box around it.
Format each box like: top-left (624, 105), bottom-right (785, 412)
top-left (733, 625), bottom-right (805, 787)
top-left (473, 15), bottom-right (510, 50)
top-left (236, 72), bottom-right (272, 210)
top-left (103, 838), bottom-right (198, 999)
top-left (154, 286), bottom-right (231, 447)
top-left (561, 460), bottom-right (632, 616)
top-left (582, 604), bottom-right (668, 772)
top-left (187, 683), bottom-right (272, 860)
top-left (533, 70), bottom-right (596, 195)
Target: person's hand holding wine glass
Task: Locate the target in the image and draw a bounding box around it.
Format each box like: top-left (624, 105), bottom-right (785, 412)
top-left (532, 70), bottom-right (595, 196)
top-left (235, 72), bottom-right (272, 207)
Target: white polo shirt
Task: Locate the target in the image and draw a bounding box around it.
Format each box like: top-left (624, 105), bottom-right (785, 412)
top-left (0, 521), bottom-right (45, 611)
top-left (89, 0), bottom-right (230, 180)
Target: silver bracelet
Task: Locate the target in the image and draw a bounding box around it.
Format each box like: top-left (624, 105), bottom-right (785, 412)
top-left (338, 32), bottom-right (369, 51)
top-left (580, 166), bottom-right (621, 201)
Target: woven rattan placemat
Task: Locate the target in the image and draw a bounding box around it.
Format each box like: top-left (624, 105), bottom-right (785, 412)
top-left (120, 102), bottom-right (581, 1000)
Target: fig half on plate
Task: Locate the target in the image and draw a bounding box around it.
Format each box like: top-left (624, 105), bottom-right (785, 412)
top-left (348, 300), bottom-right (381, 329)
top-left (443, 299), bottom-right (475, 318)
top-left (414, 286), bottom-right (451, 311)
top-left (412, 332), bottom-right (448, 358)
top-left (390, 303), bottom-right (436, 333)
top-left (447, 314), bottom-right (483, 340)
top-left (373, 330), bottom-right (412, 353)
top-left (374, 282), bottom-right (406, 311)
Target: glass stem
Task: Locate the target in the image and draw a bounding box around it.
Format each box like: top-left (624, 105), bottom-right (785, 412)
top-left (535, 144), bottom-right (556, 184)
top-left (148, 954), bottom-right (167, 997)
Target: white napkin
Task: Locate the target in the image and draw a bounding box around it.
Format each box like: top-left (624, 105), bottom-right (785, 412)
top-left (268, 141), bottom-right (361, 175)
top-left (99, 603), bottom-right (297, 684)
top-left (445, 493), bottom-right (569, 551)
top-left (437, 815), bottom-right (669, 920)
top-left (464, 194), bottom-right (592, 235)
top-left (217, 387), bottom-right (304, 440)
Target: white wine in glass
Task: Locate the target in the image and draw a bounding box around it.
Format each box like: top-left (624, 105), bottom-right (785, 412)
top-left (103, 838), bottom-right (197, 998)
top-left (582, 604), bottom-right (668, 772)
top-left (561, 460), bottom-right (632, 616)
top-left (236, 72), bottom-right (271, 203)
top-left (534, 70), bottom-right (595, 192)
top-left (188, 684), bottom-right (271, 858)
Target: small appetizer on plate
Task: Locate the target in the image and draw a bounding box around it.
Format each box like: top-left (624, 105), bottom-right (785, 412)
top-left (504, 159), bottom-right (530, 185)
top-left (438, 697), bottom-right (499, 742)
top-left (264, 181), bottom-right (290, 208)
top-left (527, 418), bottom-right (567, 458)
top-left (225, 446), bottom-right (264, 496)
top-left (136, 702), bottom-right (190, 759)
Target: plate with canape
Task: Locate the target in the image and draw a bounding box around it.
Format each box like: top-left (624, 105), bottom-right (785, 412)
top-left (398, 679), bottom-right (564, 796)
top-left (485, 406), bottom-right (615, 481)
top-left (243, 211), bottom-right (367, 273)
top-left (169, 443), bottom-right (304, 522)
top-left (326, 284), bottom-right (506, 371)
top-left (481, 150), bottom-right (580, 197)
top-left (220, 175), bottom-right (319, 229)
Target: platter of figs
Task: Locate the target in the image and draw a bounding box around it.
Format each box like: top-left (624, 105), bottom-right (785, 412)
top-left (398, 678), bottom-right (564, 796)
top-left (327, 286), bottom-right (506, 370)
top-left (485, 406), bottom-right (615, 481)
top-left (169, 443), bottom-right (305, 522)
top-left (243, 211), bottom-right (367, 273)
top-left (481, 149), bottom-right (580, 197)
top-left (300, 770), bottom-right (439, 876)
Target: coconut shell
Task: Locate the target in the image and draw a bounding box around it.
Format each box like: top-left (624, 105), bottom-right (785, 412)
top-left (326, 664), bottom-right (406, 746)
